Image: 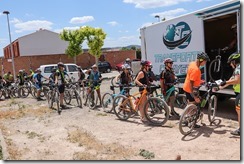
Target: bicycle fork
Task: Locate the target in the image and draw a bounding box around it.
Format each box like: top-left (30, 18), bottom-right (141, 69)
top-left (214, 57), bottom-right (221, 73)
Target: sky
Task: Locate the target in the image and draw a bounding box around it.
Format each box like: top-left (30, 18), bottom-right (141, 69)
top-left (0, 0), bottom-right (238, 57)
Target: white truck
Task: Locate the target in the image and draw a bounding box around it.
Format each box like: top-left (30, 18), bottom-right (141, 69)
top-left (140, 0), bottom-right (240, 98)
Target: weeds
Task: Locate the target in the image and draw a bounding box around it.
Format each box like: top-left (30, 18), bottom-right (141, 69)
top-left (139, 149), bottom-right (155, 159)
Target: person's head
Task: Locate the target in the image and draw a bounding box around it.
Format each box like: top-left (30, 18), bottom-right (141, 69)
top-left (227, 53), bottom-right (240, 68)
top-left (7, 71), bottom-right (11, 75)
top-left (92, 64), bottom-right (98, 72)
top-left (125, 58), bottom-right (131, 63)
top-left (197, 52), bottom-right (210, 66)
top-left (122, 64), bottom-right (131, 73)
top-left (36, 68), bottom-right (41, 74)
top-left (164, 58), bottom-right (174, 69)
top-left (140, 60), bottom-right (151, 72)
top-left (19, 70), bottom-right (23, 74)
top-left (57, 62), bottom-right (65, 70)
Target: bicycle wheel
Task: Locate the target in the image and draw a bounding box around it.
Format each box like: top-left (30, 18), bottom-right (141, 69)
top-left (74, 90), bottom-right (82, 108)
top-left (208, 59), bottom-right (223, 81)
top-left (102, 93), bottom-right (114, 113)
top-left (64, 90), bottom-right (72, 104)
top-left (110, 77), bottom-right (119, 87)
top-left (144, 97), bottom-right (169, 126)
top-left (18, 86), bottom-right (29, 98)
top-left (47, 90), bottom-right (53, 109)
top-left (175, 93), bottom-right (187, 109)
top-left (208, 95), bottom-right (217, 123)
top-left (179, 104), bottom-right (198, 136)
top-left (55, 92), bottom-right (61, 115)
top-left (88, 90), bottom-right (98, 110)
top-left (113, 95), bottom-right (132, 121)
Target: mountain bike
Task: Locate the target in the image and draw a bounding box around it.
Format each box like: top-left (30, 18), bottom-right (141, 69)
top-left (47, 85), bottom-right (61, 114)
top-left (179, 82), bottom-right (219, 136)
top-left (113, 85), bottom-right (169, 125)
top-left (65, 82), bottom-right (82, 108)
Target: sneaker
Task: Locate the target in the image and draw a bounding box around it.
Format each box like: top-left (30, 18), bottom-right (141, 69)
top-left (230, 128), bottom-right (240, 136)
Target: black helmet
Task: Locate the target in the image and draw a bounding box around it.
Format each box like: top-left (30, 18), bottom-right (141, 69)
top-left (197, 52), bottom-right (210, 62)
top-left (164, 58), bottom-right (174, 64)
top-left (227, 53), bottom-right (240, 64)
top-left (57, 62), bottom-right (65, 67)
top-left (141, 60), bottom-right (151, 66)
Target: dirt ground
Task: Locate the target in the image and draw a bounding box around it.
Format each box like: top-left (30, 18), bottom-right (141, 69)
top-left (0, 80), bottom-right (240, 160)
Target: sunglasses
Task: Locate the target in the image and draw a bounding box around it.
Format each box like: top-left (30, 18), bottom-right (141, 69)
top-left (167, 62), bottom-right (173, 64)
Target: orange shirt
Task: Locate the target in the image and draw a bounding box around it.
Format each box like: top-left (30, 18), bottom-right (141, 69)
top-left (183, 61), bottom-right (201, 93)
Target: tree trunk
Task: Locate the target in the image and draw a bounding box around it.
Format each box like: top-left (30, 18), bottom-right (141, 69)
top-left (74, 56), bottom-right (77, 64)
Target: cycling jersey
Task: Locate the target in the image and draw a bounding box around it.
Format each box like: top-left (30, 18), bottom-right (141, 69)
top-left (160, 68), bottom-right (176, 88)
top-left (232, 64), bottom-right (240, 93)
top-left (183, 61), bottom-right (202, 93)
top-left (56, 69), bottom-right (65, 85)
top-left (120, 72), bottom-right (131, 85)
top-left (33, 73), bottom-right (43, 84)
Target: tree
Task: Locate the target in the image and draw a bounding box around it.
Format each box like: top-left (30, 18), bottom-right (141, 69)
top-left (60, 29), bottom-right (85, 63)
top-left (81, 26), bottom-right (106, 66)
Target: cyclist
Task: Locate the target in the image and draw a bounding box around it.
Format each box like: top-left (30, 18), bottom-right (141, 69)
top-left (3, 72), bottom-right (13, 87)
top-left (55, 62), bottom-right (67, 109)
top-left (115, 64), bottom-right (132, 91)
top-left (148, 62), bottom-right (156, 83)
top-left (0, 75), bottom-right (6, 90)
top-left (33, 68), bottom-right (49, 101)
top-left (88, 64), bottom-right (103, 106)
top-left (16, 70), bottom-right (25, 86)
top-left (135, 60), bottom-right (151, 123)
top-left (49, 68), bottom-right (56, 88)
top-left (183, 52), bottom-right (210, 128)
top-left (78, 66), bottom-right (85, 82)
top-left (125, 58), bottom-right (131, 67)
top-left (28, 69), bottom-right (35, 82)
top-left (160, 58), bottom-right (180, 118)
top-left (219, 53), bottom-right (240, 136)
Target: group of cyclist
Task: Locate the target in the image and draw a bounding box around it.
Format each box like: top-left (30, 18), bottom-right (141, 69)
top-left (114, 51), bottom-right (240, 136)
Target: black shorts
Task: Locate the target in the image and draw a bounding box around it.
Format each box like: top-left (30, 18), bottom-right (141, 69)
top-left (58, 84), bottom-right (65, 94)
top-left (185, 92), bottom-right (195, 102)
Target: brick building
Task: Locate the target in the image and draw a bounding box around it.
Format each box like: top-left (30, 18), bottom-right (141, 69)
top-left (1, 29), bottom-right (136, 75)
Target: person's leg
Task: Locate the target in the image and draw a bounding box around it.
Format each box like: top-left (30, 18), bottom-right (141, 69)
top-left (231, 93), bottom-right (240, 136)
top-left (96, 88), bottom-right (102, 105)
top-left (139, 94), bottom-right (147, 122)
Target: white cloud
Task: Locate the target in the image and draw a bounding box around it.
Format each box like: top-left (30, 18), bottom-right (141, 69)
top-left (151, 8), bottom-right (187, 20)
top-left (123, 0), bottom-right (192, 9)
top-left (10, 18), bottom-right (22, 24)
top-left (196, 0), bottom-right (212, 2)
top-left (107, 21), bottom-right (119, 26)
top-left (69, 16), bottom-right (95, 24)
top-left (14, 20), bottom-right (53, 33)
top-left (0, 38), bottom-right (8, 44)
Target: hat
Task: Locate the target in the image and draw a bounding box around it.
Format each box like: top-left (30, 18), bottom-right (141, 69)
top-left (92, 64), bottom-right (98, 68)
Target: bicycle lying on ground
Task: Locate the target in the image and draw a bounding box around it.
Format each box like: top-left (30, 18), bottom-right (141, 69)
top-left (179, 82), bottom-right (219, 136)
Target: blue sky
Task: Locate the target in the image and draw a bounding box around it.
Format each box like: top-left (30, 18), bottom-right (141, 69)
top-left (0, 0), bottom-right (236, 56)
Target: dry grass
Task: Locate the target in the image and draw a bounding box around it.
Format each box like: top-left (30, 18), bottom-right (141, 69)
top-left (67, 127), bottom-right (137, 160)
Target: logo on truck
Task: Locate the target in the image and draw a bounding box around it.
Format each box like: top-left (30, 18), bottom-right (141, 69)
top-left (163, 22), bottom-right (192, 50)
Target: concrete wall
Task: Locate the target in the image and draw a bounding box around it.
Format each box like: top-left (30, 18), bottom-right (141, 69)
top-left (1, 50), bottom-right (136, 76)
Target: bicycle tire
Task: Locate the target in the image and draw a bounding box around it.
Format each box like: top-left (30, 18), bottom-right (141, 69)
top-left (64, 90), bottom-right (72, 104)
top-left (74, 90), bottom-right (82, 108)
top-left (55, 92), bottom-right (61, 115)
top-left (113, 95), bottom-right (131, 121)
top-left (144, 97), bottom-right (169, 126)
top-left (179, 104), bottom-right (198, 136)
top-left (110, 77), bottom-right (120, 87)
top-left (18, 86), bottom-right (30, 98)
top-left (175, 94), bottom-right (187, 109)
top-left (208, 95), bottom-right (217, 123)
top-left (208, 59), bottom-right (224, 81)
top-left (47, 91), bottom-right (53, 109)
top-left (102, 93), bottom-right (114, 113)
top-left (88, 90), bottom-right (98, 110)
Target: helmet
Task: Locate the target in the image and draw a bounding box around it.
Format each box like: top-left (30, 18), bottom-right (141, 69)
top-left (57, 62), bottom-right (65, 67)
top-left (197, 52), bottom-right (210, 62)
top-left (164, 58), bottom-right (174, 64)
top-left (122, 64), bottom-right (131, 70)
top-left (36, 68), bottom-right (41, 72)
top-left (92, 64), bottom-right (97, 68)
top-left (19, 70), bottom-right (23, 73)
top-left (227, 53), bottom-right (240, 64)
top-left (126, 58), bottom-right (130, 62)
top-left (51, 68), bottom-right (57, 73)
top-left (141, 60), bottom-right (151, 66)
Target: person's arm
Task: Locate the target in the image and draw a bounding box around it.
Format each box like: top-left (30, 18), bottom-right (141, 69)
top-left (115, 74), bottom-right (121, 83)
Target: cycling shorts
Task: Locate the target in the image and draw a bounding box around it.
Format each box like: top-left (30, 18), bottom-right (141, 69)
top-left (235, 92), bottom-right (240, 108)
top-left (185, 92), bottom-right (195, 102)
top-left (35, 83), bottom-right (42, 90)
top-left (58, 84), bottom-right (65, 94)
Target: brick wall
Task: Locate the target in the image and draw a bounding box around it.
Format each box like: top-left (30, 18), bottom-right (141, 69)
top-left (0, 50), bottom-right (136, 76)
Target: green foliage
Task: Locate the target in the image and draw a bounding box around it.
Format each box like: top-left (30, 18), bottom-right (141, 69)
top-left (139, 149), bottom-right (155, 159)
